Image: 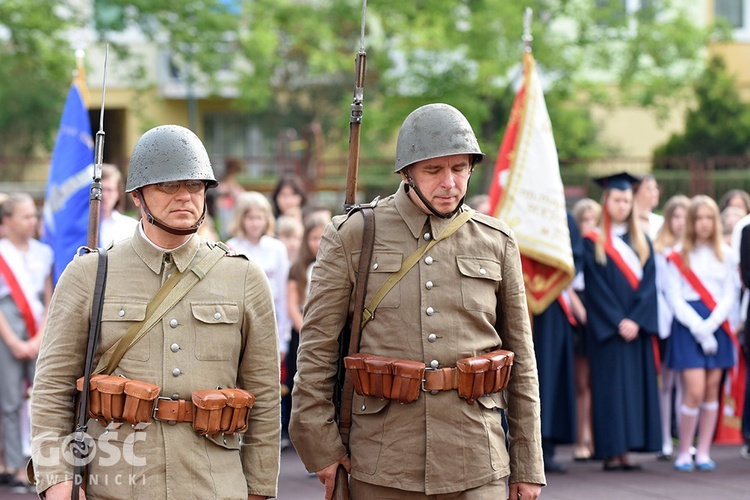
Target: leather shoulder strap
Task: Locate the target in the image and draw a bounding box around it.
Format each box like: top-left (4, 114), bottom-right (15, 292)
top-left (339, 206), bottom-right (375, 447)
top-left (361, 209), bottom-right (474, 329)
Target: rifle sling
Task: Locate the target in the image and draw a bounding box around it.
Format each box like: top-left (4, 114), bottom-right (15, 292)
top-left (94, 245), bottom-right (226, 376)
top-left (360, 209), bottom-right (474, 330)
top-left (72, 247), bottom-right (108, 495)
top-left (339, 207), bottom-right (375, 447)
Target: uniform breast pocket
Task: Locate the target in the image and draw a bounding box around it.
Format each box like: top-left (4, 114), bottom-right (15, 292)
top-left (192, 302), bottom-right (241, 361)
top-left (456, 255), bottom-right (501, 313)
top-left (352, 251), bottom-right (403, 309)
top-left (101, 301), bottom-right (149, 361)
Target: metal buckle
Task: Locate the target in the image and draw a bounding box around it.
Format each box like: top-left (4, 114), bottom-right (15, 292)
top-left (421, 367), bottom-right (437, 392)
top-left (152, 396), bottom-right (174, 422)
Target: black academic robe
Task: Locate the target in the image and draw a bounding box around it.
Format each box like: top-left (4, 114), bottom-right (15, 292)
top-left (583, 232), bottom-right (661, 459)
top-left (532, 211), bottom-right (583, 444)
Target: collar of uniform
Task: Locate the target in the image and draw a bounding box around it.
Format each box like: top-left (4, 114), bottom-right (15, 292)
top-left (131, 229), bottom-right (201, 275)
top-left (394, 182), bottom-right (465, 240)
top-left (395, 182), bottom-right (431, 239)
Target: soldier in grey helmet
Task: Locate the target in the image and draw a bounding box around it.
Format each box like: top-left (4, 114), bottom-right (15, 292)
top-left (291, 104), bottom-right (545, 499)
top-left (31, 125), bottom-right (281, 499)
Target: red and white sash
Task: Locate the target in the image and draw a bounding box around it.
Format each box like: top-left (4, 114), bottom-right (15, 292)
top-left (0, 251), bottom-right (38, 337)
top-left (666, 251), bottom-right (734, 339)
top-left (557, 291), bottom-right (578, 328)
top-left (585, 228), bottom-right (643, 290)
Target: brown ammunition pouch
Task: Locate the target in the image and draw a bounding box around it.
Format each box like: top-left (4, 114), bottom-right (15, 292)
top-left (77, 375), bottom-right (160, 426)
top-left (76, 376), bottom-right (254, 434)
top-left (456, 350), bottom-right (514, 404)
top-left (191, 388), bottom-right (255, 436)
top-left (344, 349), bottom-right (514, 405)
top-left (344, 353), bottom-right (424, 403)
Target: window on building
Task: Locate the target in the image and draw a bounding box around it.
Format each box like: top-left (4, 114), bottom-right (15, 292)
top-left (594, 0), bottom-right (656, 27)
top-left (715, 0), bottom-right (745, 28)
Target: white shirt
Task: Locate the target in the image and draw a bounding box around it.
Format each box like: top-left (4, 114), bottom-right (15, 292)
top-left (226, 235), bottom-right (291, 353)
top-left (664, 243), bottom-right (739, 333)
top-left (100, 210), bottom-right (140, 248)
top-left (0, 238), bottom-right (53, 325)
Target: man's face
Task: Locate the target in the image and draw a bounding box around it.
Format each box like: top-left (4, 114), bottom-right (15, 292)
top-left (134, 180), bottom-right (205, 230)
top-left (401, 154), bottom-right (472, 215)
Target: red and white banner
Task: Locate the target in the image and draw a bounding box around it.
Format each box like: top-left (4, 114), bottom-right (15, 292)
top-left (488, 51), bottom-right (574, 314)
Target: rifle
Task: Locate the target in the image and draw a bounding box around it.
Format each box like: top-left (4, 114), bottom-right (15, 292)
top-left (343, 0), bottom-right (368, 213)
top-left (72, 44), bottom-right (109, 500)
top-left (334, 2), bottom-right (368, 499)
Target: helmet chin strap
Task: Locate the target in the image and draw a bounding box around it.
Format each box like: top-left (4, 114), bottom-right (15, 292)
top-left (135, 190), bottom-right (206, 236)
top-left (403, 169), bottom-right (473, 219)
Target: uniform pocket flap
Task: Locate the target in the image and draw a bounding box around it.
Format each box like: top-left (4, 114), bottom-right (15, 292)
top-left (352, 394), bottom-right (390, 415)
top-left (103, 301), bottom-right (147, 322)
top-left (478, 392), bottom-right (506, 410)
top-left (191, 302), bottom-right (240, 324)
top-left (351, 251), bottom-right (403, 273)
top-left (456, 256), bottom-right (502, 281)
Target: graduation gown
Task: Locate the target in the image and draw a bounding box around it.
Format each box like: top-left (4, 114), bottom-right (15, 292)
top-left (532, 211), bottom-right (583, 444)
top-left (583, 232), bottom-right (661, 459)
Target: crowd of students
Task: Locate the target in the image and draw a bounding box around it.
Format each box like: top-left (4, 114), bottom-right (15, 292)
top-left (2, 163), bottom-right (749, 491)
top-left (523, 172), bottom-right (750, 475)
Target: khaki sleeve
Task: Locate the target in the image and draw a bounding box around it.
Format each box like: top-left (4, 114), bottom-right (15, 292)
top-left (238, 260), bottom-right (281, 498)
top-left (289, 223), bottom-right (352, 473)
top-left (30, 256), bottom-right (94, 493)
top-left (496, 233), bottom-right (546, 486)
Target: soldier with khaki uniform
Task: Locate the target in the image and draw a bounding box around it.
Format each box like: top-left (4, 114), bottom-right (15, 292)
top-left (291, 104), bottom-right (545, 499)
top-left (30, 125), bottom-right (280, 499)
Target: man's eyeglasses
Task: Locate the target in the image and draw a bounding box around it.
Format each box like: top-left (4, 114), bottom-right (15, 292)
top-left (154, 180), bottom-right (206, 194)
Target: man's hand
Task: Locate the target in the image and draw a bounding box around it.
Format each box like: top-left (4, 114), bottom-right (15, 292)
top-left (315, 455), bottom-right (351, 500)
top-left (508, 481), bottom-right (542, 500)
top-left (45, 481), bottom-right (86, 500)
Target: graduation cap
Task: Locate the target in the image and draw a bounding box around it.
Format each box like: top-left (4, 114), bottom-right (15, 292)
top-left (592, 172), bottom-right (640, 191)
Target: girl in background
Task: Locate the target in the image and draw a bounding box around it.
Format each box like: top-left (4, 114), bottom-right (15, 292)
top-left (227, 191), bottom-right (291, 358)
top-left (664, 195), bottom-right (739, 472)
top-left (570, 197), bottom-right (601, 462)
top-left (282, 213), bottom-right (331, 446)
top-left (583, 173), bottom-right (660, 471)
top-left (652, 194), bottom-right (690, 461)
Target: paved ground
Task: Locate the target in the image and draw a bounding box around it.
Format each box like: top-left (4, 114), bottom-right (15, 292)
top-left (3, 444), bottom-right (748, 499)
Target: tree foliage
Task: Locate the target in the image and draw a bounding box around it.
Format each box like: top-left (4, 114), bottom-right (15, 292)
top-left (0, 0), bottom-right (81, 161)
top-left (655, 55), bottom-right (750, 160)
top-left (0, 0), bottom-right (718, 173)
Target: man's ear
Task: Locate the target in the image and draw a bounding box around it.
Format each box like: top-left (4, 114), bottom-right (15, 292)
top-left (132, 191), bottom-right (141, 208)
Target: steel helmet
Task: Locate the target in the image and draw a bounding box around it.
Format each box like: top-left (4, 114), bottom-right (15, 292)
top-left (125, 125), bottom-right (218, 192)
top-left (394, 103), bottom-right (485, 173)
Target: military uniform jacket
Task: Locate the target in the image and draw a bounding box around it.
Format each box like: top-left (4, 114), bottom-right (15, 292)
top-left (290, 185), bottom-right (545, 495)
top-left (31, 229), bottom-right (280, 499)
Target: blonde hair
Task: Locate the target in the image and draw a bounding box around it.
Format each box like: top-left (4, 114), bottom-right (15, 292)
top-left (594, 189), bottom-right (650, 266)
top-left (680, 195), bottom-right (723, 267)
top-left (653, 194), bottom-right (690, 254)
top-left (230, 191), bottom-right (275, 238)
top-left (572, 198), bottom-right (601, 232)
top-left (276, 215), bottom-right (303, 239)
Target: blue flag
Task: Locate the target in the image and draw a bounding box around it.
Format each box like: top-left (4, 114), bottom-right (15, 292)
top-left (42, 85), bottom-right (94, 284)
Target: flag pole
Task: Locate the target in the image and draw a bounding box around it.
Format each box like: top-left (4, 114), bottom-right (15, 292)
top-left (523, 7), bottom-right (533, 53)
top-left (86, 44), bottom-right (109, 249)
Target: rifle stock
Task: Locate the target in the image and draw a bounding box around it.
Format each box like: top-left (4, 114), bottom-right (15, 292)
top-left (332, 464), bottom-right (350, 500)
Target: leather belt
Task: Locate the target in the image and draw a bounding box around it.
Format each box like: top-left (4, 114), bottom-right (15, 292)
top-left (153, 397), bottom-right (194, 423)
top-left (422, 367), bottom-right (459, 392)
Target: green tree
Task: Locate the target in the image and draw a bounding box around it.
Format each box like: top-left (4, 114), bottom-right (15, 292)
top-left (0, 0), bottom-right (81, 174)
top-left (655, 55), bottom-right (750, 160)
